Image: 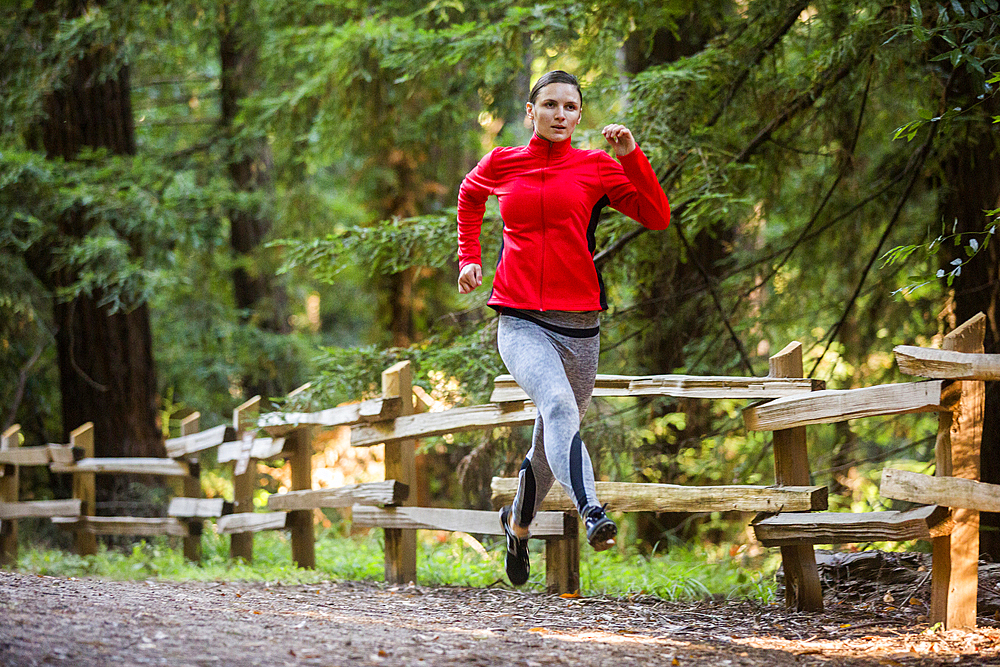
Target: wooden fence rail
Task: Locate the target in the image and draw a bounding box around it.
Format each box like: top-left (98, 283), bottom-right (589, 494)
top-left (2, 314), bottom-right (994, 631)
top-left (262, 314), bottom-right (991, 628)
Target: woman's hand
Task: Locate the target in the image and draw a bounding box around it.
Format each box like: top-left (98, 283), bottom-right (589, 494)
top-left (602, 124), bottom-right (637, 156)
top-left (458, 263), bottom-right (483, 294)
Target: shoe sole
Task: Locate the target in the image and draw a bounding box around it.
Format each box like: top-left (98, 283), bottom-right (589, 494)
top-left (500, 507), bottom-right (530, 586)
top-left (588, 520), bottom-right (617, 552)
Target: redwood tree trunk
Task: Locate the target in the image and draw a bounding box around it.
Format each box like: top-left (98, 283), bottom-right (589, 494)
top-left (220, 1), bottom-right (291, 400)
top-left (54, 296), bottom-right (161, 459)
top-left (30, 1), bottom-right (164, 476)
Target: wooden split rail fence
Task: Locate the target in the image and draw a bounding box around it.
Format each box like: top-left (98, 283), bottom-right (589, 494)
top-left (2, 314), bottom-right (996, 630)
top-left (744, 313), bottom-right (994, 629)
top-left (0, 404), bottom-right (295, 565)
top-left (1, 417), bottom-right (215, 562)
top-left (254, 314), bottom-right (994, 630)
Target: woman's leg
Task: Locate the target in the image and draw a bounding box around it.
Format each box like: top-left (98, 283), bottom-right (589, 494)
top-left (497, 315), bottom-right (600, 528)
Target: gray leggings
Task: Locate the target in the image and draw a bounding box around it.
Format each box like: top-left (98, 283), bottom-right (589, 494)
top-left (497, 310), bottom-right (601, 529)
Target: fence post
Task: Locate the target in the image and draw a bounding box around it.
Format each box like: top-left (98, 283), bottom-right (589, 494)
top-left (382, 361), bottom-right (417, 584)
top-left (231, 397), bottom-right (260, 562)
top-left (545, 514), bottom-right (580, 595)
top-left (930, 313), bottom-right (985, 629)
top-left (179, 413), bottom-right (202, 562)
top-left (287, 426), bottom-right (316, 569)
top-left (1, 425), bottom-right (21, 565)
top-left (770, 342), bottom-right (823, 611)
top-left (70, 422), bottom-right (97, 557)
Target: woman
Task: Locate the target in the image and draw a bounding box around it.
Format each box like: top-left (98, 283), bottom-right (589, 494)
top-left (456, 70), bottom-right (670, 586)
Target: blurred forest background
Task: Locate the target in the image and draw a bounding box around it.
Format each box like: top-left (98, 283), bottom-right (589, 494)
top-left (1, 0), bottom-right (998, 558)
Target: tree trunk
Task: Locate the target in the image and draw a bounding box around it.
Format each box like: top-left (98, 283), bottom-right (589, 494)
top-left (28, 0), bottom-right (164, 504)
top-left (220, 0), bottom-right (291, 400)
top-left (54, 295), bottom-right (161, 458)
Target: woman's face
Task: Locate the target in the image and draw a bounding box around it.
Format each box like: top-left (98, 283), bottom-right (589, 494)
top-left (527, 82), bottom-right (582, 143)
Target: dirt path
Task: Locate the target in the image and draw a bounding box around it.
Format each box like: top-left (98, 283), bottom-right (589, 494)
top-left (1, 571), bottom-right (998, 666)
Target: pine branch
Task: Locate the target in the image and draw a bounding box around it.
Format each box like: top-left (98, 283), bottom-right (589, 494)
top-left (672, 219), bottom-right (756, 376)
top-left (732, 58), bottom-right (856, 164)
top-left (808, 124), bottom-right (939, 378)
top-left (597, 29), bottom-right (878, 270)
top-left (3, 338), bottom-right (44, 433)
top-left (737, 59), bottom-right (876, 301)
top-left (708, 0), bottom-right (812, 127)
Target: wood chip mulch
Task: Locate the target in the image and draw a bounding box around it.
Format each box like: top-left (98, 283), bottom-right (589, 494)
top-left (2, 565), bottom-right (1000, 666)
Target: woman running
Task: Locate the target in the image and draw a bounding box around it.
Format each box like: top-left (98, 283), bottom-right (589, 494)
top-left (456, 70), bottom-right (670, 586)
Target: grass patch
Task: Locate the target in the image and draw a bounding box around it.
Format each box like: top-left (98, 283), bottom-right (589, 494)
top-left (14, 527), bottom-right (777, 602)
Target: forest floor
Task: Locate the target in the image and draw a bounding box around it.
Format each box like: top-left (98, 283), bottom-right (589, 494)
top-left (3, 555), bottom-right (1000, 667)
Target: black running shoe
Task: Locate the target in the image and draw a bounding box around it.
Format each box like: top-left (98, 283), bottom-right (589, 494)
top-left (500, 506), bottom-right (529, 586)
top-left (584, 504), bottom-right (617, 552)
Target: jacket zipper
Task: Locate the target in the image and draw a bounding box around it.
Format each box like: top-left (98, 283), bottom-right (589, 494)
top-left (539, 140), bottom-right (550, 311)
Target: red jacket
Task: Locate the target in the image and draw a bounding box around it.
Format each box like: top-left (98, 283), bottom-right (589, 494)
top-left (457, 133), bottom-right (670, 311)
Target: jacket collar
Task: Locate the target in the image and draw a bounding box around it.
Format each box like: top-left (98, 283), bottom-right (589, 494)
top-left (526, 132), bottom-right (573, 159)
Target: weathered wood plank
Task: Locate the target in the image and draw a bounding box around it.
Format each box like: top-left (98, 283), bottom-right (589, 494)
top-left (217, 437), bottom-right (286, 463)
top-left (930, 313), bottom-right (985, 630)
top-left (351, 506), bottom-right (566, 537)
top-left (165, 424), bottom-right (234, 458)
top-left (380, 362), bottom-right (418, 586)
top-left (490, 478), bottom-right (827, 513)
top-left (69, 424), bottom-right (96, 556)
top-left (490, 374), bottom-right (824, 403)
top-left (491, 374), bottom-right (634, 402)
top-left (258, 396), bottom-right (402, 436)
top-left (47, 444), bottom-right (76, 466)
top-left (216, 512), bottom-right (287, 535)
top-left (359, 396), bottom-right (402, 422)
top-left (178, 413), bottom-right (203, 562)
top-left (350, 402), bottom-right (538, 447)
top-left (743, 381), bottom-right (945, 431)
top-left (267, 480), bottom-right (408, 511)
top-left (546, 513), bottom-right (579, 595)
top-left (881, 468), bottom-right (1000, 514)
top-left (0, 446), bottom-right (51, 467)
top-left (168, 497), bottom-right (229, 518)
top-left (0, 499), bottom-right (81, 520)
top-left (60, 458), bottom-right (190, 477)
top-left (753, 505), bottom-right (952, 547)
top-left (894, 345), bottom-right (1000, 381)
top-left (0, 425), bottom-right (19, 564)
top-left (53, 516), bottom-right (190, 537)
top-left (627, 375), bottom-right (825, 399)
top-left (259, 405), bottom-right (361, 436)
top-left (768, 342), bottom-right (823, 612)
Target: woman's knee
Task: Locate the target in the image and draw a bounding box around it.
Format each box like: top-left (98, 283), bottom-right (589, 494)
top-left (542, 396), bottom-right (579, 427)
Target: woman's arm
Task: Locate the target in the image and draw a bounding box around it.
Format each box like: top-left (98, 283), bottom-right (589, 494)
top-left (456, 150), bottom-right (497, 292)
top-left (458, 263), bottom-right (482, 293)
top-left (598, 126), bottom-right (670, 230)
top-left (602, 123), bottom-right (637, 157)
